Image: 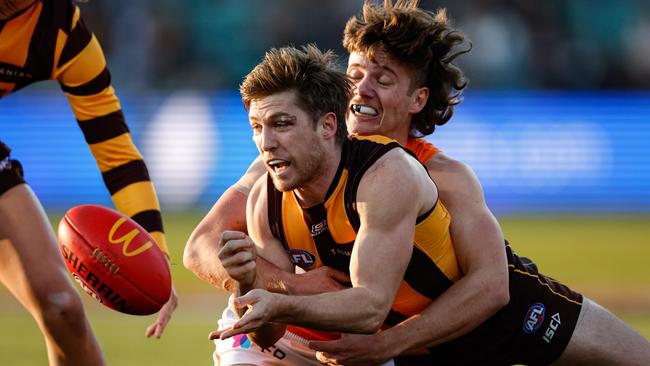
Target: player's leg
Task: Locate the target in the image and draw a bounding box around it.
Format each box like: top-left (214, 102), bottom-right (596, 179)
top-left (553, 297), bottom-right (650, 365)
top-left (0, 183), bottom-right (106, 366)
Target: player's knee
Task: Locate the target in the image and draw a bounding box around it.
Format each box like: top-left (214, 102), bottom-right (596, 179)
top-left (37, 289), bottom-right (89, 333)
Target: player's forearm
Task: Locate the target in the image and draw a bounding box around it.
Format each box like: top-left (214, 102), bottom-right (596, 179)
top-left (184, 186), bottom-right (249, 290)
top-left (183, 232), bottom-right (236, 290)
top-left (383, 270), bottom-right (509, 356)
top-left (273, 287), bottom-right (388, 333)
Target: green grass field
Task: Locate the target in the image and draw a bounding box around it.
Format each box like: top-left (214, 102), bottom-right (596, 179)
top-left (0, 212), bottom-right (648, 365)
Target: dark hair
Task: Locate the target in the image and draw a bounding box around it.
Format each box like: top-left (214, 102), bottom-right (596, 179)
top-left (343, 0), bottom-right (470, 136)
top-left (240, 44), bottom-right (352, 144)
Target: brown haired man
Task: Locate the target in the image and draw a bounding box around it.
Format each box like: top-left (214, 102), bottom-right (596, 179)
top-left (186, 1), bottom-right (650, 365)
top-left (213, 42), bottom-right (649, 366)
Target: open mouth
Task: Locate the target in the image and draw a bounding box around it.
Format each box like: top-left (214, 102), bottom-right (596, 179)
top-left (267, 159), bottom-right (290, 173)
top-left (350, 104), bottom-right (378, 117)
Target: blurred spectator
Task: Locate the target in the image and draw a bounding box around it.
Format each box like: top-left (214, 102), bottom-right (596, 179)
top-left (79, 0), bottom-right (650, 91)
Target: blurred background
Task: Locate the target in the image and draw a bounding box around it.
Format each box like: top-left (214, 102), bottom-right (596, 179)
top-left (1, 0), bottom-right (649, 365)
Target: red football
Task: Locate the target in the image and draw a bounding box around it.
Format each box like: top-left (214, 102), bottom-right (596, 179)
top-left (57, 204), bottom-right (171, 315)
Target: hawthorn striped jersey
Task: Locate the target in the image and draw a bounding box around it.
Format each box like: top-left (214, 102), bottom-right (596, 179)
top-left (271, 135), bottom-right (461, 340)
top-left (0, 0), bottom-right (167, 254)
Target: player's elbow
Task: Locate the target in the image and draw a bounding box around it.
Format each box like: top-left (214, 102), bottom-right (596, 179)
top-left (356, 297), bottom-right (390, 333)
top-left (363, 312), bottom-right (387, 333)
top-left (183, 230), bottom-right (204, 274)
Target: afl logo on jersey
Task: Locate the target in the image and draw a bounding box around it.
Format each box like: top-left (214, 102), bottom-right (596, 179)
top-left (289, 249), bottom-right (316, 268)
top-left (523, 303), bottom-right (546, 333)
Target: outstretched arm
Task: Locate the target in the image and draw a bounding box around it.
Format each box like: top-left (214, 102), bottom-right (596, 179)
top-left (311, 155), bottom-right (509, 364)
top-left (56, 17), bottom-right (178, 338)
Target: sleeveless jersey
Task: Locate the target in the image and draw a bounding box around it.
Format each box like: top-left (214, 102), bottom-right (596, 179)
top-left (269, 135), bottom-right (461, 341)
top-left (405, 137), bottom-right (439, 164)
top-left (0, 0), bottom-right (167, 253)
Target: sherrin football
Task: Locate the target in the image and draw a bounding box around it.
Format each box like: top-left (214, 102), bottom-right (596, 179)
top-left (58, 204), bottom-right (171, 315)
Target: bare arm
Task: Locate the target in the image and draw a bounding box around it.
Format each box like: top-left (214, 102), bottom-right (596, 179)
top-left (222, 150), bottom-right (435, 335)
top-left (311, 155), bottom-right (509, 363)
top-left (184, 156), bottom-right (349, 293)
top-left (184, 156), bottom-right (273, 290)
top-left (383, 156), bottom-right (509, 350)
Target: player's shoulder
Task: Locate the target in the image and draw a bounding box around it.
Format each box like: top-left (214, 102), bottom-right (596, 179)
top-left (426, 152), bottom-right (476, 178)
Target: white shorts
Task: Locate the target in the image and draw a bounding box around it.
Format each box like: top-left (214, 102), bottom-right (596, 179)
top-left (213, 296), bottom-right (395, 366)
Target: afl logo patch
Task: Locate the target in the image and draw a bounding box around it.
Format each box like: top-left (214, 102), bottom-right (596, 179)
top-left (288, 249), bottom-right (316, 268)
top-left (523, 303), bottom-right (545, 333)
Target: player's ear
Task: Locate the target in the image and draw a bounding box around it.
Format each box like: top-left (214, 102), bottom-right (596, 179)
top-left (409, 86), bottom-right (429, 114)
top-left (320, 112), bottom-right (338, 140)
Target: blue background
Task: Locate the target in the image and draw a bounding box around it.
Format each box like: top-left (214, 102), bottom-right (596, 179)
top-left (2, 90), bottom-right (649, 213)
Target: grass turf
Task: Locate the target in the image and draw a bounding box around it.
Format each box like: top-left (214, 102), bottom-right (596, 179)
top-left (0, 212), bottom-right (647, 365)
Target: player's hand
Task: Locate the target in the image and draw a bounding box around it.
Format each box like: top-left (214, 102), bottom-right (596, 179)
top-left (288, 266), bottom-right (350, 295)
top-left (310, 333), bottom-right (392, 366)
top-left (146, 285), bottom-right (178, 339)
top-left (218, 230), bottom-right (257, 288)
top-left (208, 288), bottom-right (278, 340)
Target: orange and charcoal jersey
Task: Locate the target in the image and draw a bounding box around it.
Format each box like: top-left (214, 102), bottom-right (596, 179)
top-left (405, 137), bottom-right (440, 164)
top-left (270, 135), bottom-right (461, 342)
top-left (0, 0), bottom-right (168, 254)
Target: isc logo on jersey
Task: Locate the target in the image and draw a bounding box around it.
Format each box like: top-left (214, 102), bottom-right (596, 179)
top-left (523, 303), bottom-right (545, 333)
top-left (288, 249), bottom-right (316, 268)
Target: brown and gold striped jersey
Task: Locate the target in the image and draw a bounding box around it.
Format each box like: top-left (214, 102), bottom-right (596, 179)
top-left (270, 136), bottom-right (461, 340)
top-left (0, 0), bottom-right (167, 254)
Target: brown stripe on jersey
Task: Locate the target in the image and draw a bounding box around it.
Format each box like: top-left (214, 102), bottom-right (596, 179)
top-left (61, 66), bottom-right (110, 95)
top-left (101, 159), bottom-right (151, 195)
top-left (77, 110), bottom-right (129, 144)
top-left (130, 209), bottom-right (164, 234)
top-left (301, 202), bottom-right (353, 274)
top-left (57, 17), bottom-right (92, 69)
top-left (15, 1), bottom-right (55, 90)
top-left (383, 309), bottom-right (409, 327)
top-left (267, 174), bottom-right (290, 251)
top-left (343, 138), bottom-right (403, 231)
top-left (403, 247), bottom-right (454, 300)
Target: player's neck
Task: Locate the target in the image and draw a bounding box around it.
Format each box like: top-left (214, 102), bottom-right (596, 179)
top-left (293, 144), bottom-right (342, 208)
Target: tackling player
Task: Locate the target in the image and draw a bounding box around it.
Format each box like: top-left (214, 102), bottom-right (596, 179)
top-left (216, 44), bottom-right (650, 366)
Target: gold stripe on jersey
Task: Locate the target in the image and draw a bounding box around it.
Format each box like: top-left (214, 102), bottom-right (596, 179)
top-left (66, 85), bottom-right (122, 121)
top-left (0, 1), bottom-right (41, 67)
top-left (271, 136), bottom-right (460, 325)
top-left (88, 133), bottom-right (143, 173)
top-left (149, 231), bottom-right (169, 256)
top-left (55, 35), bottom-right (105, 85)
top-left (352, 134), bottom-right (396, 145)
top-left (324, 169), bottom-right (356, 244)
top-left (280, 193), bottom-right (325, 268)
top-left (112, 182), bottom-right (161, 217)
top-left (414, 202), bottom-right (460, 282)
top-left (71, 4), bottom-right (81, 29)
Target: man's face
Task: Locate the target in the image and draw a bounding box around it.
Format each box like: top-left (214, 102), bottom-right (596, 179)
top-left (249, 90), bottom-right (326, 192)
top-left (346, 50), bottom-right (420, 141)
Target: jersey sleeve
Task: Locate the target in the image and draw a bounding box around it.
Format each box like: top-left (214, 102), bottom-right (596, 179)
top-left (54, 6), bottom-right (169, 255)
